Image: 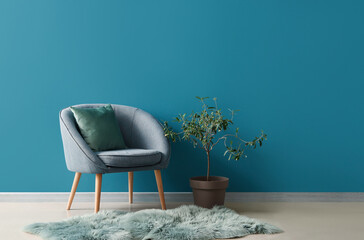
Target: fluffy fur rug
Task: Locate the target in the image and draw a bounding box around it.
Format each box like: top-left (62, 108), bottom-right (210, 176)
top-left (24, 205), bottom-right (282, 240)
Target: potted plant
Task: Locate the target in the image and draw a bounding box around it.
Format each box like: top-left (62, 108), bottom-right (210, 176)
top-left (163, 97), bottom-right (267, 208)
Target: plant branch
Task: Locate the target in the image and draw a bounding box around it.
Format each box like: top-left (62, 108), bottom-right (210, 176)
top-left (163, 97), bottom-right (268, 175)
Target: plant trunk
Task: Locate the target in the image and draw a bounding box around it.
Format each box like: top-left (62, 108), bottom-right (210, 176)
top-left (206, 151), bottom-right (210, 181)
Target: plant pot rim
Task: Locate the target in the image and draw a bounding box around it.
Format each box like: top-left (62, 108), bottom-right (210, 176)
top-left (190, 176), bottom-right (229, 190)
top-left (190, 176), bottom-right (229, 182)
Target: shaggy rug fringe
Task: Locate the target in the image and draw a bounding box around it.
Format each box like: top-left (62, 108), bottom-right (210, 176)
top-left (24, 205), bottom-right (282, 240)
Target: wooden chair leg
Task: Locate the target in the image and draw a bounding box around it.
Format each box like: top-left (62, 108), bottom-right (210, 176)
top-left (154, 170), bottom-right (166, 210)
top-left (128, 172), bottom-right (134, 204)
top-left (95, 174), bottom-right (102, 213)
top-left (66, 172), bottom-right (81, 210)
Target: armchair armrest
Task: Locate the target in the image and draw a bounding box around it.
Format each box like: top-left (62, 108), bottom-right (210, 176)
top-left (130, 109), bottom-right (171, 169)
top-left (60, 108), bottom-right (108, 173)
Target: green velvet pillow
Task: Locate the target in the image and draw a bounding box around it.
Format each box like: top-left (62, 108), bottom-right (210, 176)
top-left (70, 104), bottom-right (126, 151)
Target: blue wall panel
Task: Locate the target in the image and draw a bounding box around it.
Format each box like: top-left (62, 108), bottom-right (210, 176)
top-left (0, 0), bottom-right (363, 192)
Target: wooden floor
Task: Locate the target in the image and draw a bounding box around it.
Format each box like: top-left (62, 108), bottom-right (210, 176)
top-left (1, 201), bottom-right (363, 240)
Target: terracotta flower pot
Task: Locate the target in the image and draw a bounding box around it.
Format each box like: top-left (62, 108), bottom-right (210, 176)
top-left (189, 176), bottom-right (229, 209)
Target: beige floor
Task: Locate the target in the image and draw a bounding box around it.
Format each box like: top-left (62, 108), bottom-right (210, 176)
top-left (0, 201), bottom-right (363, 240)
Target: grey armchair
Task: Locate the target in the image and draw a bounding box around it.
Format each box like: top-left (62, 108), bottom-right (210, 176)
top-left (60, 104), bottom-right (170, 212)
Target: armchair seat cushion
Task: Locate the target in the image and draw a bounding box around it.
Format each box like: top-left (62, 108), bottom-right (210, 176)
top-left (97, 149), bottom-right (162, 168)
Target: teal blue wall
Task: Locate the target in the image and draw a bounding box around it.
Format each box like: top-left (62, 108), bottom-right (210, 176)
top-left (1, 0), bottom-right (363, 192)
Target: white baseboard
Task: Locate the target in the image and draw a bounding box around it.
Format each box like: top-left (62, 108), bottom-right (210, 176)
top-left (0, 192), bottom-right (363, 202)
